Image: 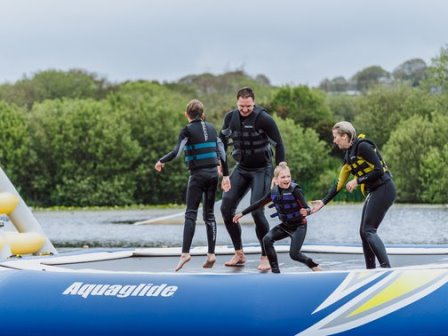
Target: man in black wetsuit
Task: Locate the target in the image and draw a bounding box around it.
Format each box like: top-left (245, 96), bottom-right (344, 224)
top-left (219, 87), bottom-right (285, 271)
top-left (155, 99), bottom-right (230, 272)
top-left (312, 121), bottom-right (396, 269)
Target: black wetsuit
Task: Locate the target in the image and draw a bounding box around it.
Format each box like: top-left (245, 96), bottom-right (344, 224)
top-left (240, 184), bottom-right (318, 273)
top-left (159, 119), bottom-right (229, 254)
top-left (323, 137), bottom-right (396, 269)
top-left (219, 106), bottom-right (285, 256)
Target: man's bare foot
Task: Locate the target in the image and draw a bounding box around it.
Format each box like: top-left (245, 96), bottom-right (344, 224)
top-left (203, 253), bottom-right (216, 268)
top-left (175, 253), bottom-right (192, 272)
top-left (257, 256), bottom-right (271, 272)
top-left (224, 250), bottom-right (246, 267)
top-left (312, 266), bottom-right (322, 272)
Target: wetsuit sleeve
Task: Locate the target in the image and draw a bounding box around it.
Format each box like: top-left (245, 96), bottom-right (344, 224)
top-left (322, 164), bottom-right (351, 204)
top-left (256, 112), bottom-right (285, 164)
top-left (240, 192), bottom-right (272, 216)
top-left (356, 141), bottom-right (384, 184)
top-left (219, 111), bottom-right (233, 153)
top-left (159, 127), bottom-right (189, 163)
top-left (217, 138), bottom-right (229, 176)
top-left (293, 186), bottom-right (310, 214)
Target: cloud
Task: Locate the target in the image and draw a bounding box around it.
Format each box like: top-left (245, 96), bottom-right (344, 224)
top-left (0, 0), bottom-right (447, 86)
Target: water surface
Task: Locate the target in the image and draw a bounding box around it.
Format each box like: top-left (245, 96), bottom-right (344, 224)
top-left (25, 204), bottom-right (448, 248)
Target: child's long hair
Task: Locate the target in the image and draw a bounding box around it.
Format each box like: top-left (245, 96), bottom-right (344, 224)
top-left (186, 99), bottom-right (204, 120)
top-left (272, 161), bottom-right (289, 188)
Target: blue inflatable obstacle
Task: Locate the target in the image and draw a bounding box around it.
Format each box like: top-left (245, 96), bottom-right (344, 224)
top-left (0, 265), bottom-right (447, 335)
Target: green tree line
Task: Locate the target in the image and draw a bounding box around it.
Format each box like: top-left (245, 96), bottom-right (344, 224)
top-left (0, 47), bottom-right (447, 207)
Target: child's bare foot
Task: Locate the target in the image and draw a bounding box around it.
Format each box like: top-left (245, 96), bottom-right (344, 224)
top-left (312, 266), bottom-right (322, 272)
top-left (257, 256), bottom-right (271, 272)
top-left (224, 250), bottom-right (246, 266)
top-left (203, 253), bottom-right (216, 268)
top-left (175, 253), bottom-right (192, 272)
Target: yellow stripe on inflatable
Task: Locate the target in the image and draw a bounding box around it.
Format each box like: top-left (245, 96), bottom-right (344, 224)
top-left (0, 192), bottom-right (20, 215)
top-left (2, 232), bottom-right (46, 255)
top-left (349, 270), bottom-right (445, 316)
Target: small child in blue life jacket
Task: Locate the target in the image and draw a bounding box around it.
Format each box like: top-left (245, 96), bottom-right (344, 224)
top-left (233, 162), bottom-right (321, 273)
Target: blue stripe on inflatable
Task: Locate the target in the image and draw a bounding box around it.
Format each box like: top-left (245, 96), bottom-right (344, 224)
top-left (0, 269), bottom-right (447, 335)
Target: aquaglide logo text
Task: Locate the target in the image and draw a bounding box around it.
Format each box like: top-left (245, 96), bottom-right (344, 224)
top-left (63, 282), bottom-right (178, 299)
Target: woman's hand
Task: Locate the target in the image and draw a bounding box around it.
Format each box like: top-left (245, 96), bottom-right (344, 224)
top-left (310, 200), bottom-right (324, 214)
top-left (346, 179), bottom-right (358, 193)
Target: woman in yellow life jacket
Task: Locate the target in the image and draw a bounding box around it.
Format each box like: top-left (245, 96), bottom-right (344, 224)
top-left (312, 121), bottom-right (396, 269)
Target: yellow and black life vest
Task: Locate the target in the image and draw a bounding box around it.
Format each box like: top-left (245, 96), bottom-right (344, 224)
top-left (345, 135), bottom-right (391, 194)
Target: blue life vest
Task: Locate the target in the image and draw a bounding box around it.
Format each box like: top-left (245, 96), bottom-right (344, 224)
top-left (270, 183), bottom-right (307, 225)
top-left (183, 120), bottom-right (219, 170)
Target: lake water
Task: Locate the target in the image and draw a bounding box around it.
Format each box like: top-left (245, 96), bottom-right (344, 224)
top-left (14, 203), bottom-right (448, 248)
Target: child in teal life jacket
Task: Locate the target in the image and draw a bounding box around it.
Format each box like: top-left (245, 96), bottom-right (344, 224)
top-left (155, 99), bottom-right (230, 272)
top-left (233, 162), bottom-right (320, 273)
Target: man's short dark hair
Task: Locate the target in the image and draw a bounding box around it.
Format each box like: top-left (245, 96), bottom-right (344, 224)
top-left (237, 87), bottom-right (255, 100)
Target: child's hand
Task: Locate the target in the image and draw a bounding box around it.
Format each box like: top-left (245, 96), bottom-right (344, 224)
top-left (154, 161), bottom-right (165, 172)
top-left (300, 208), bottom-right (308, 216)
top-left (232, 213), bottom-right (243, 223)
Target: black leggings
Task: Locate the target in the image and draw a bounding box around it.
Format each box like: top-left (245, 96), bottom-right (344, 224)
top-left (360, 180), bottom-right (396, 269)
top-left (220, 165), bottom-right (272, 255)
top-left (263, 224), bottom-right (318, 273)
top-left (183, 168), bottom-right (218, 254)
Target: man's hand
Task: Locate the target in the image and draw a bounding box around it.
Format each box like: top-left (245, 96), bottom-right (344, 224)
top-left (233, 213), bottom-right (243, 223)
top-left (221, 176), bottom-right (231, 192)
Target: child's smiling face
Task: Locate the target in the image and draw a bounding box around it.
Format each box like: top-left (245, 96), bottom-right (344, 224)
top-left (276, 168), bottom-right (291, 189)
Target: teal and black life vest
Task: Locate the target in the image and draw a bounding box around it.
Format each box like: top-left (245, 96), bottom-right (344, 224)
top-left (345, 135), bottom-right (391, 192)
top-left (225, 106), bottom-right (272, 164)
top-left (183, 120), bottom-right (219, 170)
top-left (269, 183), bottom-right (307, 225)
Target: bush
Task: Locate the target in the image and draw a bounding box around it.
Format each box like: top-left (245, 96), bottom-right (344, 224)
top-left (383, 113), bottom-right (448, 202)
top-left (273, 115), bottom-right (330, 199)
top-left (27, 99), bottom-right (141, 206)
top-left (420, 145), bottom-right (448, 203)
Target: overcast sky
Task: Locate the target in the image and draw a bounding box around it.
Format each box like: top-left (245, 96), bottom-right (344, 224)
top-left (1, 0), bottom-right (447, 86)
